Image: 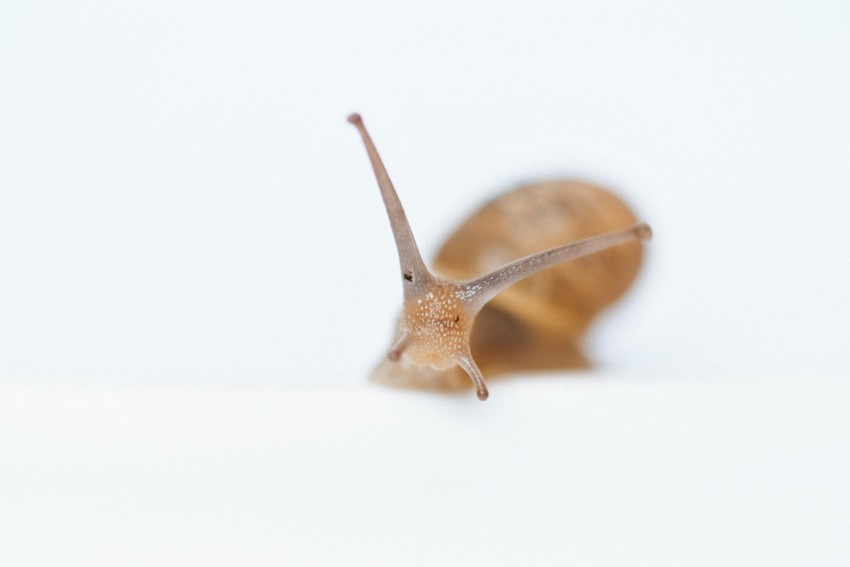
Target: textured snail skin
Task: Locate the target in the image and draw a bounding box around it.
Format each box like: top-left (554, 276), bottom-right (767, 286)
top-left (371, 180), bottom-right (646, 393)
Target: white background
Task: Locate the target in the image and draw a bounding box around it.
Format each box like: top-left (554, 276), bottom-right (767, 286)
top-left (1, 1), bottom-right (849, 565)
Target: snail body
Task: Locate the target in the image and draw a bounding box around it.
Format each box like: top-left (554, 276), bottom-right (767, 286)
top-left (348, 114), bottom-right (651, 400)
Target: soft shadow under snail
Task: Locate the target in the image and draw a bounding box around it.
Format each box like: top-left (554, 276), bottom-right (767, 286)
top-left (348, 113), bottom-right (651, 401)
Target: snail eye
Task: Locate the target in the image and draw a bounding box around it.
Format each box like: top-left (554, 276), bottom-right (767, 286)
top-left (403, 270), bottom-right (414, 283)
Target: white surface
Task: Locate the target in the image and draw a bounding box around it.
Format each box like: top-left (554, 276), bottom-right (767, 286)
top-left (2, 2), bottom-right (850, 565)
top-left (2, 375), bottom-right (849, 566)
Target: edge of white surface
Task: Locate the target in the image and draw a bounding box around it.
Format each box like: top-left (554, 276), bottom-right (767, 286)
top-left (2, 373), bottom-right (848, 566)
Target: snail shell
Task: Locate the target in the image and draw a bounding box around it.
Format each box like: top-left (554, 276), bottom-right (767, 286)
top-left (370, 179), bottom-right (645, 392)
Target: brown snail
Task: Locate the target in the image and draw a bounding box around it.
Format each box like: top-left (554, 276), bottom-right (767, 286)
top-left (348, 113), bottom-right (651, 401)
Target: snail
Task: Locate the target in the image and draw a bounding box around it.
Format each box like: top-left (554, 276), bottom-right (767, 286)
top-left (348, 113), bottom-right (651, 401)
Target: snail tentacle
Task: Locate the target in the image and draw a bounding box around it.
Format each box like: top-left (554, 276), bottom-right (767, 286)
top-left (461, 222), bottom-right (652, 309)
top-left (348, 113), bottom-right (431, 292)
top-left (387, 333), bottom-right (410, 361)
top-left (455, 353), bottom-right (489, 401)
